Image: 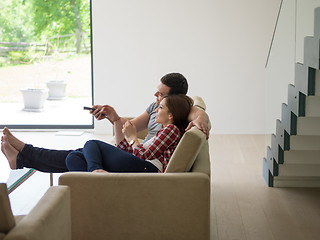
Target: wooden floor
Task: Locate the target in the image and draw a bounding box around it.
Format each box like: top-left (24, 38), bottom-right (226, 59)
top-left (210, 135), bottom-right (320, 240)
top-left (2, 133), bottom-right (320, 240)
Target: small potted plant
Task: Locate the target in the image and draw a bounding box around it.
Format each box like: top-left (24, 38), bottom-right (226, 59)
top-left (20, 88), bottom-right (48, 111)
top-left (46, 63), bottom-right (69, 100)
top-left (20, 61), bottom-right (48, 112)
top-left (47, 79), bottom-right (68, 100)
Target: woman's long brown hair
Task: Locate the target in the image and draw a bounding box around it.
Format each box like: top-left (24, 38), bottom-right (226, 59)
top-left (163, 95), bottom-right (194, 135)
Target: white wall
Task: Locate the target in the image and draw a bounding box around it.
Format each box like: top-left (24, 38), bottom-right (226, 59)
top-left (92, 0), bottom-right (281, 134)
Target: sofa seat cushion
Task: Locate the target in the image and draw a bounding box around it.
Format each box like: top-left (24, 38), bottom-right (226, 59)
top-left (0, 232), bottom-right (5, 240)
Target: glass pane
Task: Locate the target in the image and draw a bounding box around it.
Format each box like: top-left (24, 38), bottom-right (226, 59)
top-left (263, 0), bottom-right (296, 185)
top-left (263, 1), bottom-right (320, 186)
top-left (265, 0), bottom-right (296, 136)
top-left (0, 0), bottom-right (93, 128)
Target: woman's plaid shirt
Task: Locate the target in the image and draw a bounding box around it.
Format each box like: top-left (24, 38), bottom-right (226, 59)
top-left (117, 124), bottom-right (181, 171)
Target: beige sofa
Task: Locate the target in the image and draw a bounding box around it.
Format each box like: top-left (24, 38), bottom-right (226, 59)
top-left (59, 124), bottom-right (211, 240)
top-left (0, 184), bottom-right (71, 240)
top-left (59, 96), bottom-right (210, 240)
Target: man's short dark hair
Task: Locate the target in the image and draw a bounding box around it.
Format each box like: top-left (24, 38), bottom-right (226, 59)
top-left (160, 73), bottom-right (188, 95)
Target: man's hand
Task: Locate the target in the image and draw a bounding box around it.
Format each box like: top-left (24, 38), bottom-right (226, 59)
top-left (185, 115), bottom-right (210, 139)
top-left (91, 105), bottom-right (120, 124)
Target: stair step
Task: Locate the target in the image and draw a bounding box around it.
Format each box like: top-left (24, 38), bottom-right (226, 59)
top-left (278, 164), bottom-right (320, 177)
top-left (296, 117), bottom-right (320, 135)
top-left (290, 135), bottom-right (320, 150)
top-left (273, 176), bottom-right (320, 187)
top-left (295, 63), bottom-right (317, 96)
top-left (315, 7), bottom-right (320, 39)
top-left (303, 37), bottom-right (320, 69)
top-left (263, 157), bottom-right (272, 187)
top-left (284, 150), bottom-right (320, 164)
top-left (316, 70), bottom-right (320, 96)
top-left (295, 63), bottom-right (310, 96)
top-left (287, 84), bottom-right (300, 117)
top-left (281, 103), bottom-right (297, 135)
top-left (271, 133), bottom-right (281, 163)
top-left (306, 96), bottom-right (320, 116)
top-left (266, 146), bottom-right (278, 175)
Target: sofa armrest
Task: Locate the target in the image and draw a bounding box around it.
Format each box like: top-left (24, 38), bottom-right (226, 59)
top-left (59, 172), bottom-right (210, 240)
top-left (5, 186), bottom-right (71, 240)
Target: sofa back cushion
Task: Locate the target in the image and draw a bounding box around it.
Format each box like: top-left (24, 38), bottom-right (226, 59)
top-left (0, 183), bottom-right (15, 234)
top-left (191, 140), bottom-right (211, 176)
top-left (165, 127), bottom-right (206, 173)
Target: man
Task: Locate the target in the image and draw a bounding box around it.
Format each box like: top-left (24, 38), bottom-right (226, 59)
top-left (1, 73), bottom-right (210, 172)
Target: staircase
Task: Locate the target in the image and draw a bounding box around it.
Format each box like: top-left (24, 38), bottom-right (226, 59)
top-left (263, 7), bottom-right (320, 187)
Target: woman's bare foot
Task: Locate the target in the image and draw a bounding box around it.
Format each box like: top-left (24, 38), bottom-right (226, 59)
top-left (1, 136), bottom-right (7, 158)
top-left (1, 135), bottom-right (18, 169)
top-left (2, 127), bottom-right (25, 152)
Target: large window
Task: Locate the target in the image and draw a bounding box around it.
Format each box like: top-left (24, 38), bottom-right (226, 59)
top-left (0, 0), bottom-right (93, 129)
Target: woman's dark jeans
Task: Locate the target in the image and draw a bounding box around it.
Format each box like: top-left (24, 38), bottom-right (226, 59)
top-left (65, 140), bottom-right (158, 173)
top-left (16, 144), bottom-right (81, 173)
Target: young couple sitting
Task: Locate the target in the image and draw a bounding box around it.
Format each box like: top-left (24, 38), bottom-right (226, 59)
top-left (1, 73), bottom-right (210, 173)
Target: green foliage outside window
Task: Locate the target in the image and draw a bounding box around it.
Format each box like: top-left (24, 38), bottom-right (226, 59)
top-left (0, 0), bottom-right (34, 43)
top-left (0, 0), bottom-right (91, 66)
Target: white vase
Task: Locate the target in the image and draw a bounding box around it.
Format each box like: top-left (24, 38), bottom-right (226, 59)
top-left (20, 88), bottom-right (48, 112)
top-left (46, 80), bottom-right (67, 100)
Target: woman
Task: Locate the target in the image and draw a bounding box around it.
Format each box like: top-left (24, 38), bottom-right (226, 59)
top-left (65, 94), bottom-right (194, 173)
